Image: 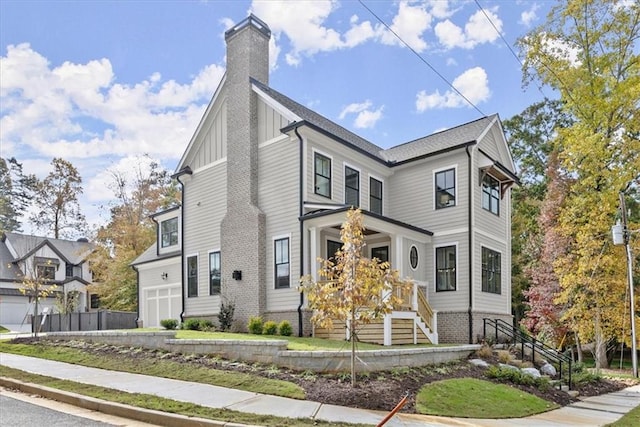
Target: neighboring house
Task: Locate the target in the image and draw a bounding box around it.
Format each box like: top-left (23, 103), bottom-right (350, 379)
top-left (134, 15), bottom-right (518, 344)
top-left (0, 232), bottom-right (96, 326)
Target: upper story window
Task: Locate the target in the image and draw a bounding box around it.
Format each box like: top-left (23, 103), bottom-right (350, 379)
top-left (345, 166), bottom-right (359, 207)
top-left (161, 217), bottom-right (179, 248)
top-left (65, 264), bottom-right (73, 278)
top-left (482, 174), bottom-right (500, 215)
top-left (274, 237), bottom-right (290, 289)
top-left (435, 168), bottom-right (456, 209)
top-left (482, 247), bottom-right (501, 294)
top-left (369, 177), bottom-right (383, 215)
top-left (187, 255), bottom-right (198, 297)
top-left (209, 251), bottom-right (221, 295)
top-left (435, 245), bottom-right (456, 291)
top-left (37, 264), bottom-right (56, 281)
top-left (314, 152), bottom-right (331, 198)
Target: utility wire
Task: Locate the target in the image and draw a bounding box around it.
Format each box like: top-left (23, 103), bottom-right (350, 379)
top-left (357, 0), bottom-right (487, 117)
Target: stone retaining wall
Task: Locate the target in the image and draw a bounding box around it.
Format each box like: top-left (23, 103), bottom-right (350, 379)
top-left (43, 331), bottom-right (480, 372)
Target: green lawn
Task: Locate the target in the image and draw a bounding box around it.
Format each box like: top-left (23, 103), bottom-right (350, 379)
top-left (416, 378), bottom-right (559, 418)
top-left (0, 325), bottom-right (9, 334)
top-left (608, 404), bottom-right (640, 426)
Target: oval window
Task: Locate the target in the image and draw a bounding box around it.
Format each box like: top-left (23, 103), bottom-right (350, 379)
top-left (409, 245), bottom-right (419, 270)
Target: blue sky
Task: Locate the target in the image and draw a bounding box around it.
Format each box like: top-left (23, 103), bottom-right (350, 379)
top-left (0, 0), bottom-right (553, 236)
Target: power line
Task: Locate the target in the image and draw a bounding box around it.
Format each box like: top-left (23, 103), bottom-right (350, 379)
top-left (357, 0), bottom-right (487, 117)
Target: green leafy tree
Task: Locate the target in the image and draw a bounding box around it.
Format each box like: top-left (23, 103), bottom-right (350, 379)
top-left (503, 99), bottom-right (573, 324)
top-left (300, 208), bottom-right (412, 386)
top-left (518, 0), bottom-right (640, 369)
top-left (0, 157), bottom-right (36, 233)
top-left (89, 156), bottom-right (178, 311)
top-left (30, 158), bottom-right (87, 239)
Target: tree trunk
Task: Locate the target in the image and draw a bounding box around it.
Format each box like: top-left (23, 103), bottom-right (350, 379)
top-left (594, 313), bottom-right (609, 372)
top-left (574, 332), bottom-right (583, 363)
top-left (351, 312), bottom-right (356, 387)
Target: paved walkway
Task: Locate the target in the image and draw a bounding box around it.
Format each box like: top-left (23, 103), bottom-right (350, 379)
top-left (1, 352), bottom-right (639, 426)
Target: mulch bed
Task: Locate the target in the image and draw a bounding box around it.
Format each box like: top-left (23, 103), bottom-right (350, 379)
top-left (10, 337), bottom-right (637, 413)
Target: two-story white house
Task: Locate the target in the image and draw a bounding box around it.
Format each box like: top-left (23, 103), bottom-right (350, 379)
top-left (134, 15), bottom-right (518, 344)
top-left (0, 232), bottom-right (96, 328)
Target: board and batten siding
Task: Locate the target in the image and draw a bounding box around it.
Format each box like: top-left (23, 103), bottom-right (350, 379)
top-left (257, 97), bottom-right (292, 143)
top-left (182, 162), bottom-right (227, 316)
top-left (258, 135), bottom-right (300, 312)
top-left (426, 232), bottom-right (469, 312)
top-left (183, 95), bottom-right (228, 171)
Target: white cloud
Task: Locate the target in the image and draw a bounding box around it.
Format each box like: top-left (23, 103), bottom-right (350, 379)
top-left (0, 43), bottom-right (224, 161)
top-left (415, 66), bottom-right (490, 111)
top-left (377, 1), bottom-right (432, 52)
top-left (520, 4), bottom-right (540, 27)
top-left (435, 8), bottom-right (502, 49)
top-left (339, 100), bottom-right (384, 129)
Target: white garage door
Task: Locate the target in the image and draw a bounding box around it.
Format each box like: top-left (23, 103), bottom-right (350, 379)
top-left (0, 296), bottom-right (31, 325)
top-left (143, 284), bottom-right (181, 328)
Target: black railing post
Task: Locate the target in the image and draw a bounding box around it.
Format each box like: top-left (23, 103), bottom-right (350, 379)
top-left (532, 337), bottom-right (536, 364)
top-left (483, 319), bottom-right (487, 340)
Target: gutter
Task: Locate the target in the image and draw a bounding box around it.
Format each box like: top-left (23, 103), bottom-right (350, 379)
top-left (172, 166), bottom-right (193, 324)
top-left (295, 126), bottom-right (305, 337)
top-left (132, 264), bottom-right (140, 327)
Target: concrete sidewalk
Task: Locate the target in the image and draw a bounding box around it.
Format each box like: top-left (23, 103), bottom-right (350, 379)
top-left (1, 352), bottom-right (638, 426)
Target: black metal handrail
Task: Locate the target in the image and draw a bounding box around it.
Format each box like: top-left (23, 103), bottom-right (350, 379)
top-left (483, 318), bottom-right (572, 390)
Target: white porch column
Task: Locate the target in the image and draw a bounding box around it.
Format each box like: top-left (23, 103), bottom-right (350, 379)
top-left (309, 227), bottom-right (319, 281)
top-left (392, 234), bottom-right (403, 275)
top-left (383, 314), bottom-right (392, 346)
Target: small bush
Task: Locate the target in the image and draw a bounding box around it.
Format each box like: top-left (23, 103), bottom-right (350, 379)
top-left (486, 365), bottom-right (551, 390)
top-left (218, 301), bottom-right (235, 332)
top-left (278, 320), bottom-right (293, 336)
top-left (199, 319), bottom-right (214, 331)
top-left (573, 370), bottom-right (602, 386)
top-left (160, 319), bottom-right (178, 330)
top-left (262, 320), bottom-right (278, 335)
top-left (183, 318), bottom-right (202, 330)
top-left (248, 316), bottom-right (264, 335)
top-left (475, 344), bottom-right (493, 359)
top-left (496, 350), bottom-right (512, 364)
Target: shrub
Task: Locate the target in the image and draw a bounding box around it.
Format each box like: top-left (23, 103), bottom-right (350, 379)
top-left (573, 370), bottom-right (602, 386)
top-left (248, 316), bottom-right (264, 335)
top-left (496, 350), bottom-right (512, 364)
top-left (199, 319), bottom-right (214, 331)
top-left (183, 318), bottom-right (202, 330)
top-left (218, 301), bottom-right (235, 332)
top-left (160, 319), bottom-right (178, 330)
top-left (278, 320), bottom-right (293, 336)
top-left (475, 344), bottom-right (493, 359)
top-left (262, 320), bottom-right (278, 335)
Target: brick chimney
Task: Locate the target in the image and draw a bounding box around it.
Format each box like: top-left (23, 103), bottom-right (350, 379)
top-left (220, 15), bottom-right (270, 330)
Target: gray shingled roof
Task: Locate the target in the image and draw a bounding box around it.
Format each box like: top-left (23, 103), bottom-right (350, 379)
top-left (2, 232), bottom-right (94, 265)
top-left (252, 78), bottom-right (500, 165)
top-left (0, 239), bottom-right (22, 280)
top-left (131, 244), bottom-right (180, 266)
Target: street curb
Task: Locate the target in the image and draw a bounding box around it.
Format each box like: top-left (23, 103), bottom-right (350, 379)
top-left (0, 377), bottom-right (260, 427)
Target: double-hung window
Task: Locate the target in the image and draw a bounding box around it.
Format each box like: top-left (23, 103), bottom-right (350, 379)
top-left (369, 177), bottom-right (383, 215)
top-left (436, 245), bottom-right (456, 291)
top-left (435, 168), bottom-right (456, 209)
top-left (482, 174), bottom-right (500, 215)
top-left (482, 247), bottom-right (501, 294)
top-left (37, 264), bottom-right (56, 281)
top-left (161, 218), bottom-right (179, 247)
top-left (274, 238), bottom-right (290, 289)
top-left (187, 255), bottom-right (198, 297)
top-left (345, 166), bottom-right (359, 207)
top-left (209, 251), bottom-right (221, 295)
top-left (314, 153), bottom-right (331, 198)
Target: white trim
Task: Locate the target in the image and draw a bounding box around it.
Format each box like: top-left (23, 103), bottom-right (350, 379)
top-left (273, 234), bottom-right (292, 289)
top-left (433, 164), bottom-right (458, 210)
top-left (480, 245), bottom-right (503, 295)
top-left (258, 134), bottom-right (290, 149)
top-left (192, 157), bottom-right (226, 174)
top-left (475, 228), bottom-right (507, 246)
top-left (252, 82), bottom-right (302, 122)
top-left (343, 162), bottom-right (361, 208)
top-left (409, 245), bottom-right (419, 271)
top-left (433, 242), bottom-right (458, 293)
top-left (367, 173), bottom-right (384, 215)
top-left (136, 257), bottom-right (180, 271)
top-left (207, 248), bottom-right (221, 296)
top-left (369, 242), bottom-right (390, 264)
top-left (312, 148), bottom-right (333, 199)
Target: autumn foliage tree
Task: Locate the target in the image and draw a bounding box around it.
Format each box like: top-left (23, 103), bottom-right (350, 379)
top-left (519, 0), bottom-right (640, 368)
top-left (300, 208), bottom-right (412, 386)
top-left (89, 156), bottom-right (178, 311)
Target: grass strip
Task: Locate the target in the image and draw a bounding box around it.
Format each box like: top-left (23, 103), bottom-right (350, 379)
top-left (0, 365), bottom-right (368, 427)
top-left (0, 341), bottom-right (304, 399)
top-left (607, 404), bottom-right (640, 426)
top-left (416, 378), bottom-right (559, 418)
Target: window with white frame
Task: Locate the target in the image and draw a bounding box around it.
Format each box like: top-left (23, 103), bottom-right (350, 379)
top-left (161, 217), bottom-right (179, 247)
top-left (435, 245), bottom-right (456, 291)
top-left (369, 177), bottom-right (383, 215)
top-left (314, 152), bottom-right (331, 198)
top-left (345, 165), bottom-right (359, 207)
top-left (482, 247), bottom-right (501, 294)
top-left (482, 174), bottom-right (500, 215)
top-left (187, 255), bottom-right (198, 297)
top-left (435, 168), bottom-right (456, 209)
top-left (274, 237), bottom-right (290, 289)
top-left (209, 251), bottom-right (221, 295)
